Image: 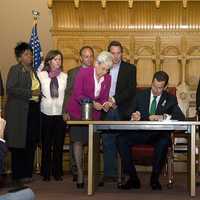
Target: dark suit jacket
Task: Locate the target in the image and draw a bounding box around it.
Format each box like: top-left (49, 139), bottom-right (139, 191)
top-left (196, 79), bottom-right (200, 112)
top-left (113, 61), bottom-right (137, 119)
top-left (131, 88), bottom-right (185, 121)
top-left (0, 72), bottom-right (4, 96)
top-left (62, 66), bottom-right (81, 113)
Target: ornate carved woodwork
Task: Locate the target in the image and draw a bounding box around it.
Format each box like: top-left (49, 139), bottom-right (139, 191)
top-left (49, 0), bottom-right (200, 116)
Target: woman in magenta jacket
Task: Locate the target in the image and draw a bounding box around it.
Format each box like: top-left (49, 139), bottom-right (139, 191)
top-left (65, 51), bottom-right (113, 188)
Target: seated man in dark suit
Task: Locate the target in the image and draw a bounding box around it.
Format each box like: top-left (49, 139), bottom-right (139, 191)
top-left (117, 71), bottom-right (185, 190)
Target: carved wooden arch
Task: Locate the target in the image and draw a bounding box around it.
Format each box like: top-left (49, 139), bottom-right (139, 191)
top-left (60, 46), bottom-right (79, 58)
top-left (136, 46), bottom-right (155, 56)
top-left (160, 45), bottom-right (182, 86)
top-left (91, 46), bottom-right (104, 56)
top-left (134, 45), bottom-right (156, 86)
top-left (187, 46), bottom-right (200, 56)
top-left (185, 46), bottom-right (200, 86)
top-left (134, 46), bottom-right (155, 66)
top-left (161, 46), bottom-right (180, 56)
top-left (60, 46), bottom-right (80, 71)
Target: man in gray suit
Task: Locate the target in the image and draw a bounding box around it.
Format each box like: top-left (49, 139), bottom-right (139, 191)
top-left (63, 46), bottom-right (94, 181)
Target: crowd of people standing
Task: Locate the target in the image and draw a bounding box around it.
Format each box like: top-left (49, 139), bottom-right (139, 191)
top-left (0, 40), bottom-right (199, 192)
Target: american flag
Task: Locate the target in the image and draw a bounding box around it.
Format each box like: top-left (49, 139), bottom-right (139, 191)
top-left (29, 22), bottom-right (42, 70)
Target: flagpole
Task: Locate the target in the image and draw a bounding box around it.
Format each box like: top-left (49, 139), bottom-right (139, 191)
top-left (31, 10), bottom-right (41, 174)
top-left (32, 10), bottom-right (40, 70)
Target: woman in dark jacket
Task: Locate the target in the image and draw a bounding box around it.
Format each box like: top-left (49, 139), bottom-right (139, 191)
top-left (5, 42), bottom-right (41, 184)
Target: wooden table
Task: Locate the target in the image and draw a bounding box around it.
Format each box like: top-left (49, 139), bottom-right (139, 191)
top-left (67, 121), bottom-right (200, 197)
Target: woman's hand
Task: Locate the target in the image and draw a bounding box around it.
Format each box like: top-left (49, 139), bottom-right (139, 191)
top-left (63, 112), bottom-right (70, 121)
top-left (131, 111), bottom-right (141, 121)
top-left (32, 88), bottom-right (40, 96)
top-left (93, 101), bottom-right (103, 111)
top-left (102, 101), bottom-right (112, 112)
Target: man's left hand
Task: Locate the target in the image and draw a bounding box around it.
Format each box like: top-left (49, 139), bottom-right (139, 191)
top-left (149, 115), bottom-right (163, 121)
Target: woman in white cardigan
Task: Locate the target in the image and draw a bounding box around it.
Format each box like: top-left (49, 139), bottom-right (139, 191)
top-left (38, 50), bottom-right (67, 181)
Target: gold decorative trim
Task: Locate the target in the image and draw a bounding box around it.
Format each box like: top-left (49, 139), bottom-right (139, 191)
top-left (101, 0), bottom-right (107, 8)
top-left (74, 0), bottom-right (80, 8)
top-left (50, 2), bottom-right (200, 31)
top-left (128, 0), bottom-right (134, 8)
top-left (183, 0), bottom-right (187, 8)
top-left (155, 0), bottom-right (160, 8)
top-left (47, 0), bottom-right (53, 9)
top-left (48, 0), bottom-right (194, 9)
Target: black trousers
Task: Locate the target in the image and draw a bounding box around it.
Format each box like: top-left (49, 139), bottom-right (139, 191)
top-left (11, 101), bottom-right (40, 180)
top-left (41, 113), bottom-right (65, 178)
top-left (0, 141), bottom-right (7, 175)
top-left (117, 131), bottom-right (171, 180)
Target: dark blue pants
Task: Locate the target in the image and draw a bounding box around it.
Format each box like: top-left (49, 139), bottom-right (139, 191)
top-left (117, 131), bottom-right (171, 180)
top-left (101, 108), bottom-right (121, 177)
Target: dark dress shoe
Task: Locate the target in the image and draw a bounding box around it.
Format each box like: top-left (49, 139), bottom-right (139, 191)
top-left (54, 176), bottom-right (63, 181)
top-left (0, 176), bottom-right (6, 188)
top-left (76, 182), bottom-right (84, 189)
top-left (73, 174), bottom-right (77, 182)
top-left (120, 178), bottom-right (141, 190)
top-left (151, 180), bottom-right (162, 190)
top-left (11, 180), bottom-right (24, 188)
top-left (43, 177), bottom-right (51, 181)
top-left (21, 177), bottom-right (33, 184)
top-left (98, 181), bottom-right (104, 187)
top-left (103, 176), bottom-right (117, 183)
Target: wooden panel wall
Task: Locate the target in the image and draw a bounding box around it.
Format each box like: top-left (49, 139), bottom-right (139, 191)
top-left (50, 1), bottom-right (200, 117)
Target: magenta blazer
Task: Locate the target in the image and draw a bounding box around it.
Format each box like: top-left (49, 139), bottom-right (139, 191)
top-left (65, 67), bottom-right (111, 120)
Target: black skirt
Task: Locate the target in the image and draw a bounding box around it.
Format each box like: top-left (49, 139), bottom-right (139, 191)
top-left (69, 125), bottom-right (88, 144)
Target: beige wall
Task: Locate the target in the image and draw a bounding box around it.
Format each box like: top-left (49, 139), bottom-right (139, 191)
top-left (0, 0), bottom-right (52, 83)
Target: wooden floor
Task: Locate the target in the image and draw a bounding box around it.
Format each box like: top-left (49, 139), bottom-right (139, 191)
top-left (1, 173), bottom-right (200, 200)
